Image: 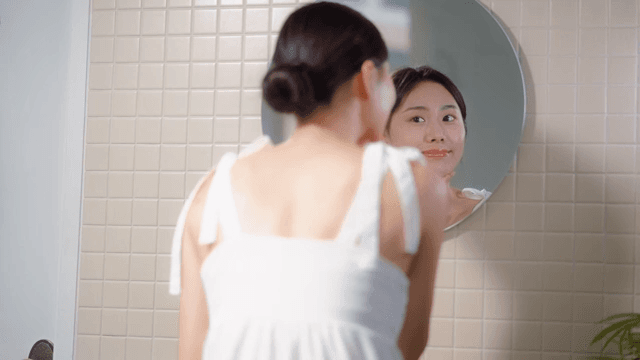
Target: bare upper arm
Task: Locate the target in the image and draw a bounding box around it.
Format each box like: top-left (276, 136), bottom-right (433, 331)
top-left (178, 169), bottom-right (217, 360)
top-left (397, 162), bottom-right (447, 360)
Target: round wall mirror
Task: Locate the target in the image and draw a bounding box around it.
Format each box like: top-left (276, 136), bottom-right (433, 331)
top-left (261, 0), bottom-right (526, 231)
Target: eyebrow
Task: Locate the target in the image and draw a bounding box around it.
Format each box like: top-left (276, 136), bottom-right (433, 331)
top-left (403, 104), bottom-right (459, 112)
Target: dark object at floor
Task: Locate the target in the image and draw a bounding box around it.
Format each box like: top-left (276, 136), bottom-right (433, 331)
top-left (28, 339), bottom-right (53, 360)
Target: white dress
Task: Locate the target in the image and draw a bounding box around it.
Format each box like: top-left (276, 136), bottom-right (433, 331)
top-left (169, 135), bottom-right (427, 360)
top-left (443, 188), bottom-right (491, 231)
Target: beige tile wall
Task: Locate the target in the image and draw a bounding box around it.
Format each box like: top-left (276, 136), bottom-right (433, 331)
top-left (76, 0), bottom-right (640, 359)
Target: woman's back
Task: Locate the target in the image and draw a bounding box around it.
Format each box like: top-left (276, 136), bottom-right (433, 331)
top-left (170, 134), bottom-right (446, 360)
top-left (229, 134), bottom-right (414, 273)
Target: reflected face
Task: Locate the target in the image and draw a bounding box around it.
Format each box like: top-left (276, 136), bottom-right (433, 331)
top-left (386, 81), bottom-right (465, 177)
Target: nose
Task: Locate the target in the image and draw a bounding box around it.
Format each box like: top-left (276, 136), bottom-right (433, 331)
top-left (424, 120), bottom-right (445, 143)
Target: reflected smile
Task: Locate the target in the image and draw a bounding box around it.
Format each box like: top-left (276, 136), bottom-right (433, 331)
top-left (422, 149), bottom-right (452, 158)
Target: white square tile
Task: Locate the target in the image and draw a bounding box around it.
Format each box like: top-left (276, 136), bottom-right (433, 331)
top-left (605, 145), bottom-right (635, 173)
top-left (548, 85), bottom-right (576, 114)
top-left (610, 0), bottom-right (637, 26)
top-left (520, 28), bottom-right (549, 56)
top-left (188, 118), bottom-right (213, 143)
top-left (576, 115), bottom-right (605, 143)
top-left (239, 116), bottom-right (263, 143)
top-left (604, 264), bottom-right (634, 293)
top-left (191, 63), bottom-right (216, 88)
top-left (543, 262), bottom-right (573, 291)
top-left (166, 37), bottom-right (191, 61)
top-left (456, 261), bottom-right (484, 289)
top-left (579, 28), bottom-right (607, 56)
top-left (218, 36), bottom-right (242, 61)
top-left (542, 323), bottom-right (572, 352)
top-left (542, 292), bottom-right (572, 321)
top-left (89, 64), bottom-right (114, 89)
top-left (117, 0), bottom-right (141, 8)
top-left (193, 9), bottom-right (217, 34)
top-left (431, 288), bottom-right (454, 317)
top-left (186, 145), bottom-right (213, 171)
top-left (575, 174), bottom-right (604, 202)
top-left (514, 204), bottom-right (544, 231)
top-left (90, 37), bottom-right (115, 62)
top-left (191, 36), bottom-right (217, 61)
top-left (137, 91), bottom-right (163, 116)
top-left (94, 0), bottom-right (116, 9)
top-left (245, 8), bottom-right (269, 33)
top-left (545, 114), bottom-right (575, 143)
top-left (190, 90), bottom-right (215, 115)
top-left (215, 90), bottom-right (240, 115)
top-left (241, 89), bottom-right (262, 116)
top-left (578, 57), bottom-right (606, 84)
top-left (113, 64), bottom-right (138, 89)
top-left (580, 0), bottom-right (608, 26)
top-left (607, 86), bottom-right (636, 114)
top-left (549, 29), bottom-right (577, 55)
top-left (243, 62), bottom-right (268, 88)
top-left (454, 290), bottom-right (483, 318)
top-left (138, 64), bottom-right (163, 89)
top-left (160, 145), bottom-right (186, 171)
top-left (521, 1), bottom-right (549, 26)
top-left (550, 0), bottom-right (578, 27)
top-left (167, 9), bottom-right (191, 34)
top-left (164, 63), bottom-right (189, 88)
top-left (139, 37), bottom-right (165, 62)
top-left (454, 320), bottom-right (483, 348)
top-left (244, 35), bottom-right (268, 60)
top-left (514, 291), bottom-right (543, 320)
top-left (220, 9), bottom-right (242, 33)
top-left (546, 144), bottom-right (574, 172)
top-left (162, 91), bottom-right (189, 116)
top-left (216, 63), bottom-right (241, 88)
top-left (484, 321), bottom-right (512, 350)
top-left (577, 85), bottom-right (606, 114)
top-left (605, 205), bottom-right (636, 234)
top-left (574, 204), bottom-right (605, 232)
top-left (608, 57), bottom-right (636, 84)
top-left (609, 28), bottom-right (637, 55)
top-left (575, 234), bottom-right (604, 262)
top-left (115, 10), bottom-right (140, 35)
top-left (484, 291), bottom-right (512, 319)
top-left (605, 234), bottom-right (635, 263)
top-left (111, 91), bottom-right (137, 116)
top-left (141, 10), bottom-right (166, 34)
top-left (142, 0), bottom-right (166, 7)
top-left (92, 10), bottom-right (115, 35)
top-left (213, 117), bottom-right (240, 142)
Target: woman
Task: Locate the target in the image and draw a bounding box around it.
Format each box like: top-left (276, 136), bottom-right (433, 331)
top-left (169, 3), bottom-right (447, 359)
top-left (384, 66), bottom-right (491, 230)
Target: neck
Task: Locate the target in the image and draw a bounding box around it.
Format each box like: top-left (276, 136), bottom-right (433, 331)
top-left (288, 95), bottom-right (374, 146)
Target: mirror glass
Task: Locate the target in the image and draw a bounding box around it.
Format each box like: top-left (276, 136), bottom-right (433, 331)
top-left (261, 0), bottom-right (526, 231)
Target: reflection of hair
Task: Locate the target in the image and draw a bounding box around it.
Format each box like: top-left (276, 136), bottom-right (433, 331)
top-left (385, 66), bottom-right (467, 136)
top-left (262, 1), bottom-right (388, 122)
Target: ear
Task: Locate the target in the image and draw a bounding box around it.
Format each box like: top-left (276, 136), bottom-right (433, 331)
top-left (353, 59), bottom-right (378, 101)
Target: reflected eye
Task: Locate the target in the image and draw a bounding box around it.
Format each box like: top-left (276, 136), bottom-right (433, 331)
top-left (443, 114), bottom-right (456, 122)
top-left (410, 116), bottom-right (425, 123)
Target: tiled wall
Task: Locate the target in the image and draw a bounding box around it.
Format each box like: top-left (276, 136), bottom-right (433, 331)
top-left (75, 0), bottom-right (640, 359)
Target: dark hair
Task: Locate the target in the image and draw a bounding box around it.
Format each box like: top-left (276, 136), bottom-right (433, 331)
top-left (262, 1), bottom-right (388, 121)
top-left (385, 66), bottom-right (467, 136)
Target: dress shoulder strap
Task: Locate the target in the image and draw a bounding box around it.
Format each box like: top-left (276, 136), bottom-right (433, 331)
top-left (385, 145), bottom-right (427, 254)
top-left (169, 135), bottom-right (272, 296)
top-left (335, 143), bottom-right (426, 256)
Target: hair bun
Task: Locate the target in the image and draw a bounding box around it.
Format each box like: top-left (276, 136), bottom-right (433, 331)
top-left (263, 64), bottom-right (315, 116)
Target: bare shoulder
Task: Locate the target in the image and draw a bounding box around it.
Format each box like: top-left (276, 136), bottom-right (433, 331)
top-left (183, 169), bottom-right (218, 264)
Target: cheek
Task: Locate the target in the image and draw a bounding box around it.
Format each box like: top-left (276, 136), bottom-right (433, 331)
top-left (388, 121), bottom-right (422, 147)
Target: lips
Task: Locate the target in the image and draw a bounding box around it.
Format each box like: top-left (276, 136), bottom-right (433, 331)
top-left (423, 149), bottom-right (450, 158)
